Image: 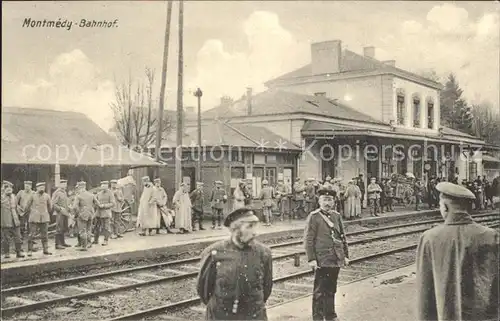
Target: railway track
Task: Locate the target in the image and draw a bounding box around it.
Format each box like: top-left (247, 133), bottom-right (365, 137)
top-left (1, 212), bottom-right (498, 320)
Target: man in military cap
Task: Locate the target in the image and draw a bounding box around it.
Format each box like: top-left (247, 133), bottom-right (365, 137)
top-left (293, 177), bottom-right (306, 219)
top-left (153, 177), bottom-right (170, 234)
top-left (15, 180), bottom-right (34, 240)
top-left (416, 182), bottom-right (499, 321)
top-left (197, 207), bottom-right (273, 320)
top-left (52, 179), bottom-right (72, 250)
top-left (72, 181), bottom-right (100, 251)
top-left (258, 179), bottom-right (275, 226)
top-left (94, 181), bottom-right (115, 246)
top-left (1, 181), bottom-right (25, 258)
top-left (304, 186), bottom-right (350, 321)
top-left (190, 181), bottom-right (206, 231)
top-left (304, 178), bottom-right (316, 214)
top-left (110, 179), bottom-right (125, 238)
top-left (28, 182), bottom-right (53, 256)
top-left (210, 180), bottom-right (227, 229)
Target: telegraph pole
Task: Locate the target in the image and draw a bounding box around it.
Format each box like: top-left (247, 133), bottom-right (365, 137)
top-left (155, 1), bottom-right (173, 164)
top-left (194, 88), bottom-right (203, 182)
top-left (175, 0), bottom-right (184, 189)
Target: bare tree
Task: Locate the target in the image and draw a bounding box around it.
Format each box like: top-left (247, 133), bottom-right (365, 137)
top-left (110, 68), bottom-right (173, 151)
top-left (472, 102), bottom-right (500, 145)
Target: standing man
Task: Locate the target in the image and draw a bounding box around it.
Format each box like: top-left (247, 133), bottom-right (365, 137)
top-left (190, 181), bottom-right (206, 231)
top-left (304, 178), bottom-right (316, 214)
top-left (137, 176), bottom-right (159, 236)
top-left (173, 182), bottom-right (192, 234)
top-left (73, 181), bottom-right (100, 251)
top-left (15, 181), bottom-right (34, 240)
top-left (275, 179), bottom-right (291, 221)
top-left (210, 181), bottom-right (227, 230)
top-left (356, 174), bottom-right (366, 209)
top-left (304, 186), bottom-right (350, 321)
top-left (153, 177), bottom-right (171, 234)
top-left (94, 181), bottom-right (115, 246)
top-left (197, 207), bottom-right (273, 320)
top-left (367, 177), bottom-right (382, 216)
top-left (28, 182), bottom-right (53, 256)
top-left (258, 179), bottom-right (274, 226)
top-left (1, 181), bottom-right (25, 259)
top-left (52, 179), bottom-right (72, 250)
top-left (110, 179), bottom-right (124, 238)
top-left (416, 182), bottom-right (499, 321)
top-left (293, 177), bottom-right (306, 219)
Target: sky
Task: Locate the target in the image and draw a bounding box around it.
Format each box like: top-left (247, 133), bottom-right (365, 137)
top-left (2, 1), bottom-right (499, 131)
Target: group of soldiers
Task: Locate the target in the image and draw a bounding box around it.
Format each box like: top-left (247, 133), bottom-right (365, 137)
top-left (195, 179), bottom-right (498, 321)
top-left (1, 178), bottom-right (129, 258)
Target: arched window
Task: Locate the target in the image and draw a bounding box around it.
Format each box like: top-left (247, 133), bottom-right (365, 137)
top-left (412, 94), bottom-right (421, 128)
top-left (396, 89), bottom-right (406, 125)
top-left (426, 97), bottom-right (434, 129)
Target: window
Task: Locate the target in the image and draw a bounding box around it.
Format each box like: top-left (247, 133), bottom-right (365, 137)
top-left (427, 102), bottom-right (434, 129)
top-left (254, 154), bottom-right (266, 165)
top-left (397, 94), bottom-right (405, 125)
top-left (314, 92), bottom-right (326, 97)
top-left (469, 162), bottom-right (477, 181)
top-left (266, 155), bottom-right (277, 163)
top-left (264, 168), bottom-right (277, 186)
top-left (229, 148), bottom-right (243, 162)
top-left (413, 96), bottom-right (421, 127)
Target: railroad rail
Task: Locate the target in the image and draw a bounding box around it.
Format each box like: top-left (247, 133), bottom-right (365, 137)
top-left (1, 212), bottom-right (498, 320)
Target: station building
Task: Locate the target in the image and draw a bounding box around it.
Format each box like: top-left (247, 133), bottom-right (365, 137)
top-left (196, 40), bottom-right (499, 188)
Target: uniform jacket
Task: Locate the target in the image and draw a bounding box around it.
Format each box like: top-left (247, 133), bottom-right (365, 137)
top-left (51, 188), bottom-right (70, 217)
top-left (96, 189), bottom-right (115, 218)
top-left (29, 192), bottom-right (52, 223)
top-left (1, 194), bottom-right (20, 228)
top-left (416, 211), bottom-right (499, 321)
top-left (73, 190), bottom-right (99, 221)
top-left (112, 187), bottom-right (125, 213)
top-left (305, 185), bottom-right (316, 202)
top-left (154, 186), bottom-right (168, 208)
top-left (197, 239), bottom-right (273, 320)
top-left (210, 188), bottom-right (227, 209)
top-left (190, 188), bottom-right (205, 212)
top-left (15, 190), bottom-right (34, 218)
top-left (304, 208), bottom-right (349, 267)
top-left (367, 183), bottom-right (382, 200)
top-left (293, 182), bottom-right (305, 200)
top-left (275, 184), bottom-right (291, 199)
top-left (258, 186), bottom-right (274, 207)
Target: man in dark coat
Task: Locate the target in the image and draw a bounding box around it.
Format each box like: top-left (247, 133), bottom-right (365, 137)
top-left (416, 182), bottom-right (499, 321)
top-left (52, 179), bottom-right (71, 249)
top-left (15, 180), bottom-right (34, 239)
top-left (28, 182), bottom-right (53, 256)
top-left (197, 207), bottom-right (273, 320)
top-left (304, 186), bottom-right (350, 321)
top-left (190, 181), bottom-right (206, 231)
top-left (1, 181), bottom-right (25, 258)
top-left (73, 181), bottom-right (100, 251)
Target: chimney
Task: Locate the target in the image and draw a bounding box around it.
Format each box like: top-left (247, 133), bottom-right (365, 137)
top-left (246, 87), bottom-right (252, 116)
top-left (363, 46), bottom-right (375, 59)
top-left (220, 96), bottom-right (234, 107)
top-left (383, 60), bottom-right (396, 67)
top-left (311, 40), bottom-right (342, 75)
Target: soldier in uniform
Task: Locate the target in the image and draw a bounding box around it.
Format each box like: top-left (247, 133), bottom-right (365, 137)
top-left (210, 181), bottom-right (227, 230)
top-left (28, 182), bottom-right (53, 256)
top-left (94, 181), bottom-right (115, 246)
top-left (304, 186), bottom-right (350, 321)
top-left (190, 182), bottom-right (206, 231)
top-left (416, 182), bottom-right (499, 321)
top-left (110, 179), bottom-right (125, 238)
top-left (1, 181), bottom-right (25, 259)
top-left (73, 181), bottom-right (100, 251)
top-left (275, 179), bottom-right (291, 221)
top-left (293, 177), bottom-right (306, 219)
top-left (258, 179), bottom-right (274, 226)
top-left (304, 178), bottom-right (316, 214)
top-left (197, 207), bottom-right (273, 320)
top-left (52, 179), bottom-right (72, 250)
top-left (15, 180), bottom-right (34, 240)
top-left (153, 177), bottom-right (171, 234)
top-left (71, 182), bottom-right (84, 247)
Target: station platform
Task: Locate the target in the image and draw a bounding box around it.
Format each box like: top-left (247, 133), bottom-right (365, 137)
top-left (0, 207), bottom-right (438, 281)
top-left (268, 264), bottom-right (418, 321)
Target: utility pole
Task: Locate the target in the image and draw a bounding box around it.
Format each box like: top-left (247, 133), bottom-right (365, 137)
top-left (175, 0), bottom-right (184, 189)
top-left (194, 88), bottom-right (203, 182)
top-left (155, 1), bottom-right (173, 166)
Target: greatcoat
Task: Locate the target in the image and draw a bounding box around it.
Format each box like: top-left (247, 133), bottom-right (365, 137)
top-left (1, 194), bottom-right (20, 228)
top-left (416, 211), bottom-right (499, 321)
top-left (173, 189), bottom-right (192, 230)
top-left (15, 190), bottom-right (34, 218)
top-left (197, 239), bottom-right (273, 320)
top-left (96, 189), bottom-right (115, 219)
top-left (29, 192), bottom-right (52, 223)
top-left (137, 185), bottom-right (159, 229)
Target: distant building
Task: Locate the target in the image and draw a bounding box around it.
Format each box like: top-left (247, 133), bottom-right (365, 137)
top-left (196, 40), bottom-right (498, 189)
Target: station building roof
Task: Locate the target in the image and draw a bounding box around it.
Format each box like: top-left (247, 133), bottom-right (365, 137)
top-left (1, 107), bottom-right (160, 167)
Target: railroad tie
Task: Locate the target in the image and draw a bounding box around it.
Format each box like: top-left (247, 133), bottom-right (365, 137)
top-left (67, 285), bottom-right (95, 293)
top-left (136, 272), bottom-right (162, 279)
top-left (36, 290), bottom-right (66, 299)
top-left (4, 296), bottom-right (38, 305)
top-left (178, 265), bottom-right (200, 271)
top-left (161, 268), bottom-right (187, 275)
top-left (272, 288), bottom-right (309, 295)
top-left (115, 276), bottom-right (144, 284)
top-left (284, 282), bottom-right (314, 289)
top-left (92, 281), bottom-right (120, 288)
